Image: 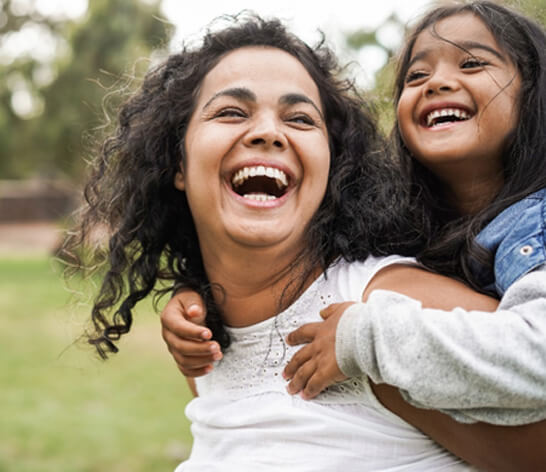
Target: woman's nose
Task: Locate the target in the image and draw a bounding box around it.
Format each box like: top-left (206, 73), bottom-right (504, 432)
top-left (243, 114), bottom-right (287, 149)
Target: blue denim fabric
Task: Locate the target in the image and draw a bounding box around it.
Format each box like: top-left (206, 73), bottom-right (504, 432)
top-left (474, 188), bottom-right (546, 295)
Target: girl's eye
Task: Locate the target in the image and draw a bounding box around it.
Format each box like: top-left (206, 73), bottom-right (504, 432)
top-left (461, 58), bottom-right (489, 69)
top-left (405, 70), bottom-right (428, 84)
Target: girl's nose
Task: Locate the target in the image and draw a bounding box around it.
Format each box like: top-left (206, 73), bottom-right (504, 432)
top-left (425, 84), bottom-right (454, 96)
top-left (423, 66), bottom-right (459, 97)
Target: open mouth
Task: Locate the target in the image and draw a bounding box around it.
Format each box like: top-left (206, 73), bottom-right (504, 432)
top-left (231, 166), bottom-right (289, 202)
top-left (424, 108), bottom-right (472, 128)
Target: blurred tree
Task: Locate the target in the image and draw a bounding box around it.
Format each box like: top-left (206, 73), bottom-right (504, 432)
top-left (0, 0), bottom-right (171, 180)
top-left (0, 0), bottom-right (67, 177)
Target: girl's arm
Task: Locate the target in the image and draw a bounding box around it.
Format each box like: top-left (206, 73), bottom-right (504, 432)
top-left (186, 377), bottom-right (198, 397)
top-left (372, 382), bottom-right (546, 472)
top-left (335, 264), bottom-right (546, 425)
top-left (332, 264), bottom-right (546, 470)
top-left (161, 289), bottom-right (221, 378)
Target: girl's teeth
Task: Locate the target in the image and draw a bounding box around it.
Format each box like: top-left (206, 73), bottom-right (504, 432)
top-left (426, 108), bottom-right (470, 127)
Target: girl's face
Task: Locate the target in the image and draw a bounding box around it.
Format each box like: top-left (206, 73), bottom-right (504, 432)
top-left (176, 46), bottom-right (330, 261)
top-left (397, 13), bottom-right (521, 187)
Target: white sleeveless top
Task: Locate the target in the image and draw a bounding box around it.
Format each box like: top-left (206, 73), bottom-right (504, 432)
top-left (175, 256), bottom-right (475, 471)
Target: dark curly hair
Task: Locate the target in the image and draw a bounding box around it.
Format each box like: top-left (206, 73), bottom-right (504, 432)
top-left (69, 14), bottom-right (421, 358)
top-left (392, 1), bottom-right (546, 289)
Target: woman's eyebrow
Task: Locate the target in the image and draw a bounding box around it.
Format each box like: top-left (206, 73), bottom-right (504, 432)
top-left (203, 87), bottom-right (256, 110)
top-left (280, 93), bottom-right (324, 119)
top-left (202, 88), bottom-right (324, 120)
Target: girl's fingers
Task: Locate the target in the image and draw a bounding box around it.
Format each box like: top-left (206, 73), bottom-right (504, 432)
top-left (319, 301), bottom-right (355, 320)
top-left (173, 288), bottom-right (207, 323)
top-left (176, 362), bottom-right (214, 378)
top-left (319, 303), bottom-right (338, 319)
top-left (161, 306), bottom-right (212, 341)
top-left (286, 322), bottom-right (321, 345)
top-left (286, 358), bottom-right (316, 395)
top-left (283, 344), bottom-right (312, 381)
top-left (301, 372), bottom-right (327, 400)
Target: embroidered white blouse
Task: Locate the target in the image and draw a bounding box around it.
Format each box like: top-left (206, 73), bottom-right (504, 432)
top-left (175, 256), bottom-right (475, 471)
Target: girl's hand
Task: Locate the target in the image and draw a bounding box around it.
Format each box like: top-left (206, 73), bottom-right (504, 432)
top-left (282, 302), bottom-right (354, 399)
top-left (160, 289), bottom-right (223, 377)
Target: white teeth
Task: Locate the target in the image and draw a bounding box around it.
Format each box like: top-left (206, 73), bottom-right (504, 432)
top-left (426, 108), bottom-right (471, 127)
top-left (231, 166), bottom-right (288, 189)
top-left (243, 193), bottom-right (277, 201)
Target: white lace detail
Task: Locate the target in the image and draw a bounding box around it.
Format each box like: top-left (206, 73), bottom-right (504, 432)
top-left (181, 258), bottom-right (476, 472)
top-left (196, 259), bottom-right (376, 405)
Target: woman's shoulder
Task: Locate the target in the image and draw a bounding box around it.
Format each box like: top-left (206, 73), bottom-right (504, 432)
top-left (326, 255), bottom-right (418, 302)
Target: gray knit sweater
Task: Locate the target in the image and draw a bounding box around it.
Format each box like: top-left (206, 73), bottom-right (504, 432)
top-left (336, 265), bottom-right (546, 425)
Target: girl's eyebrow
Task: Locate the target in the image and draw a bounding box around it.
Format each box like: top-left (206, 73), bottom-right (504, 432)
top-left (203, 88), bottom-right (324, 120)
top-left (458, 40), bottom-right (507, 62)
top-left (407, 40), bottom-right (507, 69)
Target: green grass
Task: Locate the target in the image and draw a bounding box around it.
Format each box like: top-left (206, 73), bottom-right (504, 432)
top-left (0, 257), bottom-right (194, 472)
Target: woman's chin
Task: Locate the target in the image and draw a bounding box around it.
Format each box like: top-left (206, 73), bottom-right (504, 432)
top-left (225, 222), bottom-right (299, 250)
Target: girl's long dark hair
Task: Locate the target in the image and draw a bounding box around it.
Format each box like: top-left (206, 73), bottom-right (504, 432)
top-left (392, 1), bottom-right (546, 288)
top-left (67, 14), bottom-right (422, 358)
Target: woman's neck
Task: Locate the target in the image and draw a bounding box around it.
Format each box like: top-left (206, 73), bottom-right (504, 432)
top-left (201, 244), bottom-right (318, 327)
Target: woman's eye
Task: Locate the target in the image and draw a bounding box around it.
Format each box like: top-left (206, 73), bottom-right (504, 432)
top-left (405, 70), bottom-right (427, 84)
top-left (287, 114), bottom-right (315, 126)
top-left (215, 108), bottom-right (246, 118)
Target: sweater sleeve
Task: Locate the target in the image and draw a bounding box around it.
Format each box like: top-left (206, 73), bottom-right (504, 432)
top-left (335, 265), bottom-right (546, 425)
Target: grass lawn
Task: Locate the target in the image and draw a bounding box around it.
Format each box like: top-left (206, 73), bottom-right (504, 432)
top-left (0, 256), bottom-right (194, 472)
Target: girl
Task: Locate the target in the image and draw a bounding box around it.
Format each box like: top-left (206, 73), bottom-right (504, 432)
top-left (282, 0), bottom-right (546, 426)
top-left (73, 13), bottom-right (543, 471)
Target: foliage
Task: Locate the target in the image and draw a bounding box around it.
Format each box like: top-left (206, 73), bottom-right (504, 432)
top-left (0, 256), bottom-right (193, 471)
top-left (0, 0), bottom-right (172, 180)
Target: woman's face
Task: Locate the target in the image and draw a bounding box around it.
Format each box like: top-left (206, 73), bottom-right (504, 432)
top-left (397, 13), bottom-right (521, 189)
top-left (176, 46), bottom-right (330, 260)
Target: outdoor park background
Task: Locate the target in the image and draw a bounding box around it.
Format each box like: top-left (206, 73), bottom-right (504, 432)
top-left (0, 0), bottom-right (543, 470)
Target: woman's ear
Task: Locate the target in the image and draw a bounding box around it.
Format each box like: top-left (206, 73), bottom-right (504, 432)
top-left (174, 169), bottom-right (185, 191)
